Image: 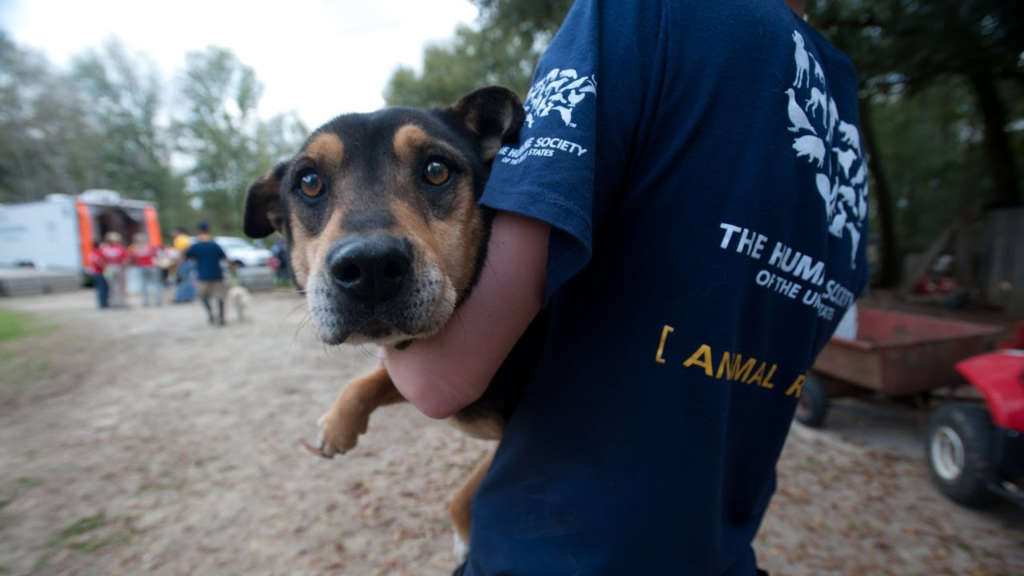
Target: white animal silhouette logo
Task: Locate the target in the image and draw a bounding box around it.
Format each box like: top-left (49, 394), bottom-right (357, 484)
top-left (844, 222), bottom-right (861, 269)
top-left (810, 54), bottom-right (826, 86)
top-left (785, 30), bottom-right (868, 271)
top-left (832, 146), bottom-right (857, 178)
top-left (827, 98), bottom-right (839, 142)
top-left (805, 87), bottom-right (827, 119)
top-left (524, 68), bottom-right (597, 129)
top-left (850, 162), bottom-right (867, 186)
top-left (837, 185), bottom-right (858, 217)
top-left (838, 121), bottom-right (861, 153)
top-left (829, 203), bottom-right (848, 237)
top-left (816, 173), bottom-right (836, 219)
top-left (786, 89), bottom-right (815, 133)
top-left (792, 31), bottom-right (810, 88)
top-left (794, 135), bottom-right (826, 167)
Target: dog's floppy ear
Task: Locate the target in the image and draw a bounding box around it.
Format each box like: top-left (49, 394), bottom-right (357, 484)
top-left (243, 160), bottom-right (290, 239)
top-left (446, 86), bottom-right (526, 162)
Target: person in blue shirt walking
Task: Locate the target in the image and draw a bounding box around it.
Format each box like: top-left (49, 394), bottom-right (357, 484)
top-left (185, 222), bottom-right (234, 326)
top-left (383, 0), bottom-right (869, 574)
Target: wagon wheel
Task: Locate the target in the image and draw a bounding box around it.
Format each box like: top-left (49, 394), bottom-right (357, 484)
top-left (794, 375), bottom-right (829, 428)
top-left (926, 403), bottom-right (998, 507)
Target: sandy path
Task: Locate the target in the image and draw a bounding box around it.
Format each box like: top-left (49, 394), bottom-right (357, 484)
top-left (0, 290), bottom-right (1021, 575)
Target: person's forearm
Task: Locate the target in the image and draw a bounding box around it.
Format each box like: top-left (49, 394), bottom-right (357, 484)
top-left (383, 212), bottom-right (550, 419)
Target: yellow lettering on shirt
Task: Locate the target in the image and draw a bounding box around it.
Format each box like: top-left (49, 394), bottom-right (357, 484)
top-left (655, 325), bottom-right (674, 364)
top-left (682, 344), bottom-right (714, 377)
top-left (786, 375), bottom-right (806, 397)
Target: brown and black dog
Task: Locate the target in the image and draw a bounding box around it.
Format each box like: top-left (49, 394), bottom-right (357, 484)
top-left (242, 86), bottom-right (546, 561)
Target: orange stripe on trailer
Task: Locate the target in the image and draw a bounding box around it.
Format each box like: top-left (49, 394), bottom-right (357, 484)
top-left (76, 201), bottom-right (94, 269)
top-left (144, 206), bottom-right (163, 247)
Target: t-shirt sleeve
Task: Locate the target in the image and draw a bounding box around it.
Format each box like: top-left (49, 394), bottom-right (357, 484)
top-left (184, 246), bottom-right (195, 260)
top-left (479, 0), bottom-right (658, 300)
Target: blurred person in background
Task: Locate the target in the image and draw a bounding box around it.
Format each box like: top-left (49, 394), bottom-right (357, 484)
top-left (99, 232), bottom-right (129, 308)
top-left (172, 226), bottom-right (196, 303)
top-left (129, 232), bottom-right (164, 307)
top-left (271, 237), bottom-right (290, 287)
top-left (185, 222), bottom-right (234, 326)
top-left (85, 241), bottom-right (108, 309)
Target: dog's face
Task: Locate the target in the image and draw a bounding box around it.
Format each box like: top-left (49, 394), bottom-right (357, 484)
top-left (243, 87), bottom-right (524, 346)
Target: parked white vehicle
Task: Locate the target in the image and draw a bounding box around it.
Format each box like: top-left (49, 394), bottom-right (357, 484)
top-left (213, 236), bottom-right (272, 268)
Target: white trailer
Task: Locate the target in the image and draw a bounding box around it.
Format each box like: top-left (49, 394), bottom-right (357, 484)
top-left (0, 190), bottom-right (163, 296)
top-left (0, 190), bottom-right (163, 273)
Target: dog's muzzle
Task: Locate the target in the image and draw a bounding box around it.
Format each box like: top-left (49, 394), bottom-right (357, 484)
top-left (326, 234), bottom-right (413, 306)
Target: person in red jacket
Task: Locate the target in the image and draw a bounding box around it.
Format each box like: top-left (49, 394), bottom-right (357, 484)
top-left (85, 241), bottom-right (108, 309)
top-left (99, 232), bottom-right (129, 308)
top-left (129, 233), bottom-right (164, 307)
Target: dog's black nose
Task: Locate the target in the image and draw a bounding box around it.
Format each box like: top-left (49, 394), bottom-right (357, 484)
top-left (327, 235), bottom-right (413, 304)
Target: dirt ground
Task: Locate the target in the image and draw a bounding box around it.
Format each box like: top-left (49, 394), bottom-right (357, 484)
top-left (0, 289), bottom-right (1022, 576)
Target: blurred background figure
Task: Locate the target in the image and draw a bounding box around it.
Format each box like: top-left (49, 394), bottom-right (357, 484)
top-left (129, 232), bottom-right (163, 307)
top-left (270, 238), bottom-right (290, 287)
top-left (172, 227), bottom-right (196, 303)
top-left (86, 241), bottom-right (108, 309)
top-left (185, 222), bottom-right (233, 326)
top-left (99, 231), bottom-right (129, 308)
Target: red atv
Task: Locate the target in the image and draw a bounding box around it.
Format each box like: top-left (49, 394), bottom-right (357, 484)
top-left (927, 323), bottom-right (1024, 508)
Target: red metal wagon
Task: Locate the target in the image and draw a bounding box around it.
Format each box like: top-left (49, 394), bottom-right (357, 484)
top-left (797, 308), bottom-right (1024, 508)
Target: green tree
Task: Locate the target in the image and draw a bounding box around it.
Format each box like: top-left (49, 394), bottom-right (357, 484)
top-left (0, 33), bottom-right (101, 202)
top-left (174, 47), bottom-right (306, 235)
top-left (384, 0), bottom-right (573, 107)
top-left (814, 0), bottom-right (1024, 285)
top-left (473, 0), bottom-right (574, 47)
top-left (71, 40), bottom-right (192, 237)
top-left (385, 24), bottom-right (536, 107)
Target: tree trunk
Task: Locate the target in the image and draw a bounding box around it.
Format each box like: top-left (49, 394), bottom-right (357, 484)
top-left (858, 97), bottom-right (901, 287)
top-left (969, 70), bottom-right (1020, 207)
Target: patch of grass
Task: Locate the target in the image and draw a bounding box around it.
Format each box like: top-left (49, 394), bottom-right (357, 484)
top-left (29, 551), bottom-right (52, 574)
top-left (0, 311), bottom-right (52, 343)
top-left (0, 314), bottom-right (58, 403)
top-left (53, 514), bottom-right (107, 542)
top-left (66, 532), bottom-right (132, 553)
top-left (17, 476), bottom-right (42, 488)
top-left (45, 513), bottom-right (135, 555)
top-left (138, 470), bottom-right (186, 492)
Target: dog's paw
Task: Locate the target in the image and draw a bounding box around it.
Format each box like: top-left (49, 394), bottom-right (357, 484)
top-left (313, 409), bottom-right (364, 458)
top-left (452, 532), bottom-right (469, 564)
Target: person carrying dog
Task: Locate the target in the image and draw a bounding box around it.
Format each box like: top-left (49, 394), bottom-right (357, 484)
top-left (382, 0), bottom-right (868, 574)
top-left (184, 222), bottom-right (233, 325)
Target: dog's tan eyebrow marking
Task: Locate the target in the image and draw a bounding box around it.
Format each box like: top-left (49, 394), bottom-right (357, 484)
top-left (306, 132), bottom-right (345, 166)
top-left (392, 124), bottom-right (462, 163)
top-left (392, 124), bottom-right (430, 162)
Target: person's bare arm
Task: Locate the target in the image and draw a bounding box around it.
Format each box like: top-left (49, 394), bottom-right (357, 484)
top-left (382, 211), bottom-right (550, 419)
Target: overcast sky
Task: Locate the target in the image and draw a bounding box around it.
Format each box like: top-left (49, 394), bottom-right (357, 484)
top-left (0, 0), bottom-right (479, 128)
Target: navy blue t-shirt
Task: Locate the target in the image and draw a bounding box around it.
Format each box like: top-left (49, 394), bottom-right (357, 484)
top-left (470, 1), bottom-right (868, 574)
top-left (185, 240), bottom-right (227, 281)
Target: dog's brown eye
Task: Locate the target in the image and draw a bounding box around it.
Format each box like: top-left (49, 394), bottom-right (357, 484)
top-left (423, 161), bottom-right (451, 186)
top-left (299, 171), bottom-right (323, 197)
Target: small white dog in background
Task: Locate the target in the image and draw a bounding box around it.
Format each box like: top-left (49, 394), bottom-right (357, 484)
top-left (227, 285), bottom-right (252, 323)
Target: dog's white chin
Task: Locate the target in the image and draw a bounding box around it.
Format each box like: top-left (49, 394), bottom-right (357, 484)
top-left (305, 269), bottom-right (459, 347)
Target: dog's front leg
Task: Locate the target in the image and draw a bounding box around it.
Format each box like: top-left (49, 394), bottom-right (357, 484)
top-left (449, 446), bottom-right (496, 564)
top-left (315, 365), bottom-right (405, 458)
